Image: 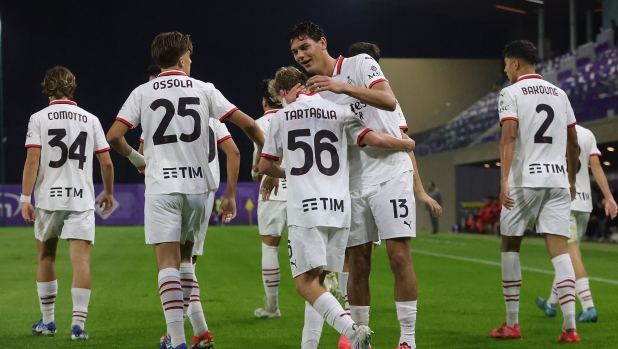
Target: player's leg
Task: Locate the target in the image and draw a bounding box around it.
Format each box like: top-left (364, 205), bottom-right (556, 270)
top-left (569, 212), bottom-right (596, 322)
top-left (33, 209), bottom-right (60, 335)
top-left (255, 200), bottom-right (285, 317)
top-left (338, 249), bottom-right (350, 316)
top-left (301, 270), bottom-right (328, 349)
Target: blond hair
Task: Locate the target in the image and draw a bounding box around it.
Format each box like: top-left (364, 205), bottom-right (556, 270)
top-left (273, 66), bottom-right (308, 93)
top-left (41, 66), bottom-right (76, 100)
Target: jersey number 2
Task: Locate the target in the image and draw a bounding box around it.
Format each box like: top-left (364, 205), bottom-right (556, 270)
top-left (534, 104), bottom-right (554, 144)
top-left (288, 129), bottom-right (340, 176)
top-left (152, 97), bottom-right (201, 145)
top-left (48, 129), bottom-right (87, 170)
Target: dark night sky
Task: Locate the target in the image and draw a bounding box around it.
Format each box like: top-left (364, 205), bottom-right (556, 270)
top-left (1, 0), bottom-right (595, 184)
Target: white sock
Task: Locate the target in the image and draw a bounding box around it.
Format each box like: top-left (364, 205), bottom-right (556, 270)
top-left (312, 292), bottom-right (356, 341)
top-left (158, 268), bottom-right (185, 347)
top-left (338, 272), bottom-right (350, 316)
top-left (548, 283), bottom-right (559, 306)
top-left (37, 280), bottom-right (58, 324)
top-left (71, 288), bottom-right (91, 329)
top-left (575, 277), bottom-right (594, 311)
top-left (396, 301), bottom-right (417, 349)
top-left (182, 263), bottom-right (208, 336)
top-left (552, 254), bottom-right (576, 331)
top-left (501, 252), bottom-right (521, 328)
top-left (301, 301), bottom-right (324, 349)
top-left (350, 305), bottom-right (369, 326)
top-left (262, 243), bottom-right (280, 312)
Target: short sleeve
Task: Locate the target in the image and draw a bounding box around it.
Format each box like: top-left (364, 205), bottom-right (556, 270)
top-left (213, 119), bottom-right (232, 143)
top-left (205, 83), bottom-right (238, 122)
top-left (498, 89), bottom-right (518, 125)
top-left (93, 118), bottom-right (110, 154)
top-left (565, 96), bottom-right (577, 128)
top-left (396, 103), bottom-right (408, 132)
top-left (140, 132), bottom-right (145, 143)
top-left (116, 87), bottom-right (141, 129)
top-left (343, 107), bottom-right (372, 147)
top-left (25, 114), bottom-right (42, 148)
top-left (357, 54), bottom-right (388, 89)
top-left (261, 112), bottom-right (283, 161)
top-left (589, 131), bottom-right (601, 157)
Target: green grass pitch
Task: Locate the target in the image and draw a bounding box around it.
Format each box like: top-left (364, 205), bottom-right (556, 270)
top-left (1, 226), bottom-right (617, 348)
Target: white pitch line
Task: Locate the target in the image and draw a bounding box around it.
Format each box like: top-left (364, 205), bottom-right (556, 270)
top-left (411, 249), bottom-right (618, 285)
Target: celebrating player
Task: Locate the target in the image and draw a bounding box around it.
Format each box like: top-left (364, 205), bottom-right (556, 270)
top-left (22, 66), bottom-right (114, 340)
top-left (260, 66), bottom-right (415, 349)
top-left (535, 125), bottom-right (617, 322)
top-left (106, 32), bottom-right (263, 349)
top-left (492, 40), bottom-right (580, 342)
top-left (252, 79), bottom-right (287, 319)
top-left (287, 22), bottom-right (421, 349)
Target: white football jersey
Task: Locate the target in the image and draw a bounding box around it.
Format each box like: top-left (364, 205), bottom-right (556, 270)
top-left (319, 54), bottom-right (412, 192)
top-left (25, 100), bottom-right (110, 211)
top-left (255, 109), bottom-right (287, 202)
top-left (571, 125), bottom-right (601, 212)
top-left (499, 74), bottom-right (577, 188)
top-left (117, 70), bottom-right (238, 195)
top-left (262, 93), bottom-right (370, 228)
top-left (140, 117), bottom-right (230, 190)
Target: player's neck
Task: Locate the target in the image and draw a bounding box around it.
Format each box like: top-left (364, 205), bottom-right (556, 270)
top-left (161, 67), bottom-right (187, 75)
top-left (317, 54), bottom-right (338, 77)
top-left (49, 96), bottom-right (70, 102)
top-left (515, 68), bottom-right (536, 81)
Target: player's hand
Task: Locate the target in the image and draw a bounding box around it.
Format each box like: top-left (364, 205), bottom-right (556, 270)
top-left (282, 83), bottom-right (305, 105)
top-left (218, 196), bottom-right (237, 223)
top-left (261, 176), bottom-right (279, 201)
top-left (307, 76), bottom-right (347, 94)
top-left (569, 184), bottom-right (576, 201)
top-left (21, 202), bottom-right (35, 225)
top-left (605, 197), bottom-right (618, 219)
top-left (404, 138), bottom-right (415, 152)
top-left (99, 193), bottom-right (114, 215)
top-left (251, 165), bottom-right (263, 183)
top-left (500, 181), bottom-right (515, 210)
top-left (419, 193), bottom-right (442, 217)
top-left (137, 165), bottom-right (145, 174)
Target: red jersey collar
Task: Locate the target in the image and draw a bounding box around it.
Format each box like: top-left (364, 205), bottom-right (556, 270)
top-left (333, 55), bottom-right (344, 76)
top-left (49, 100), bottom-right (77, 106)
top-left (517, 74), bottom-right (543, 82)
top-left (264, 109), bottom-right (280, 115)
top-left (158, 70), bottom-right (187, 77)
top-left (296, 91), bottom-right (319, 98)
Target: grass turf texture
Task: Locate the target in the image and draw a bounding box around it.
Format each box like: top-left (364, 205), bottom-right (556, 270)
top-left (1, 226), bottom-right (617, 349)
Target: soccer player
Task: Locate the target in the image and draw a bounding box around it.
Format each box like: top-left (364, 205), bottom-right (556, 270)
top-left (252, 79), bottom-right (287, 319)
top-left (492, 40), bottom-right (580, 342)
top-left (106, 32), bottom-right (263, 349)
top-left (21, 66), bottom-right (114, 340)
top-left (138, 64), bottom-right (241, 348)
top-left (259, 66), bottom-right (415, 349)
top-left (535, 125), bottom-right (617, 322)
top-left (287, 22), bottom-right (421, 349)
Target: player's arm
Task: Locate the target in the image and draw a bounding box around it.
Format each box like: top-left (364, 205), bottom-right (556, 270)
top-left (258, 158), bottom-right (285, 179)
top-left (499, 120), bottom-right (517, 209)
top-left (590, 156), bottom-right (618, 218)
top-left (106, 121), bottom-right (146, 170)
top-left (218, 138), bottom-right (240, 222)
top-left (21, 147), bottom-right (41, 224)
top-left (566, 126), bottom-right (579, 200)
top-left (95, 151), bottom-right (115, 215)
top-left (226, 110), bottom-right (265, 149)
top-left (359, 130), bottom-right (415, 151)
top-left (308, 76), bottom-right (397, 111)
top-left (407, 149), bottom-right (442, 217)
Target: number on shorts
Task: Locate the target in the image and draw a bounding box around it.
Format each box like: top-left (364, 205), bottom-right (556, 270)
top-left (288, 239), bottom-right (293, 258)
top-left (389, 199), bottom-right (409, 218)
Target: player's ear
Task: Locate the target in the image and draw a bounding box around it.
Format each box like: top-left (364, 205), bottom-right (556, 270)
top-left (320, 37), bottom-right (327, 50)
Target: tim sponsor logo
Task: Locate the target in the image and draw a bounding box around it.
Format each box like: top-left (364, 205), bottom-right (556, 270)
top-left (302, 197), bottom-right (344, 212)
top-left (162, 166), bottom-right (204, 179)
top-left (528, 163), bottom-right (566, 175)
top-left (50, 187), bottom-right (83, 198)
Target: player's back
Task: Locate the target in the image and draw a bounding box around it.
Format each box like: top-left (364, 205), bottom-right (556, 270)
top-left (117, 71), bottom-right (236, 194)
top-left (256, 111), bottom-right (288, 201)
top-left (572, 125), bottom-right (600, 212)
top-left (499, 74), bottom-right (576, 188)
top-left (26, 100), bottom-right (109, 211)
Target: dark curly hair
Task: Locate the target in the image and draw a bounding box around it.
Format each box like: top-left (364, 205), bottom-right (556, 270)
top-left (287, 22), bottom-right (324, 45)
top-left (348, 42), bottom-right (381, 62)
top-left (503, 40), bottom-right (538, 65)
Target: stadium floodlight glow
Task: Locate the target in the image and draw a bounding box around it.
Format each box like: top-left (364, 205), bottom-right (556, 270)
top-left (495, 162), bottom-right (501, 167)
top-left (495, 5), bottom-right (527, 14)
top-left (526, 0), bottom-right (544, 4)
top-left (607, 146), bottom-right (615, 152)
top-left (484, 164), bottom-right (490, 168)
top-left (603, 161), bottom-right (611, 166)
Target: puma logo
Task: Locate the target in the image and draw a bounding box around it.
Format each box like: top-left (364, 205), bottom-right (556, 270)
top-left (290, 260), bottom-right (297, 268)
top-left (403, 221), bottom-right (412, 229)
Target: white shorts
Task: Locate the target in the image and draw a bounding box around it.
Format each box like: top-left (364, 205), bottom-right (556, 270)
top-left (348, 170), bottom-right (416, 247)
top-left (144, 193), bottom-right (208, 245)
top-left (258, 200), bottom-right (287, 237)
top-left (34, 209), bottom-right (95, 244)
top-left (287, 225), bottom-right (348, 278)
top-left (500, 187), bottom-right (570, 238)
top-left (192, 192), bottom-right (216, 256)
top-left (568, 210), bottom-right (590, 244)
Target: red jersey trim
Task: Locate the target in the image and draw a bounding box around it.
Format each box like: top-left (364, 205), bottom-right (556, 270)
top-left (94, 147), bottom-right (110, 154)
top-left (219, 107), bottom-right (239, 122)
top-left (158, 70), bottom-right (187, 77)
top-left (25, 144), bottom-right (42, 149)
top-left (399, 126), bottom-right (409, 132)
top-left (500, 116), bottom-right (518, 126)
top-left (139, 138), bottom-right (144, 143)
top-left (297, 91), bottom-right (318, 98)
top-left (517, 74), bottom-right (543, 82)
top-left (217, 135), bottom-right (232, 144)
top-left (335, 56), bottom-right (344, 75)
top-left (357, 128), bottom-right (372, 147)
top-left (261, 153), bottom-right (280, 161)
top-left (49, 100), bottom-right (77, 106)
top-left (116, 117), bottom-right (134, 128)
top-left (368, 78), bottom-right (388, 89)
top-left (264, 109), bottom-right (279, 115)
top-left (590, 153), bottom-right (602, 157)
top-left (567, 121), bottom-right (577, 128)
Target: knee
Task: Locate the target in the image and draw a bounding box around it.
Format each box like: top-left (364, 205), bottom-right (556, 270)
top-left (350, 255), bottom-right (372, 277)
top-left (388, 250), bottom-right (411, 271)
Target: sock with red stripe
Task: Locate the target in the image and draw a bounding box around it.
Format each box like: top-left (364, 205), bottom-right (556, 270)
top-left (301, 301), bottom-right (324, 349)
top-left (312, 292), bottom-right (356, 340)
top-left (159, 268), bottom-right (185, 348)
top-left (338, 272), bottom-right (350, 316)
top-left (182, 263), bottom-right (208, 336)
top-left (37, 280), bottom-right (57, 324)
top-left (350, 305), bottom-right (369, 326)
top-left (547, 284), bottom-right (559, 306)
top-left (71, 288), bottom-right (91, 329)
top-left (501, 252), bottom-right (521, 328)
top-left (575, 277), bottom-right (594, 310)
top-left (396, 301), bottom-right (417, 349)
top-left (552, 254), bottom-right (576, 330)
top-left (262, 243), bottom-right (280, 312)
